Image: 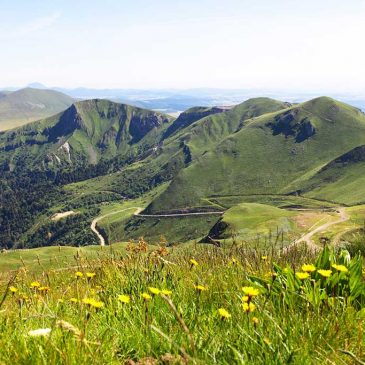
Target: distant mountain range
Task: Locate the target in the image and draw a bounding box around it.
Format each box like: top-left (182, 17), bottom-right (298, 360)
top-left (2, 94), bottom-right (365, 247)
top-left (2, 95), bottom-right (365, 208)
top-left (2, 84), bottom-right (365, 122)
top-left (45, 86), bottom-right (365, 113)
top-left (0, 88), bottom-right (74, 130)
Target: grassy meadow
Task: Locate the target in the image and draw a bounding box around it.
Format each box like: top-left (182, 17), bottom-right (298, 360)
top-left (2, 95), bottom-right (365, 364)
top-left (0, 241), bottom-right (364, 364)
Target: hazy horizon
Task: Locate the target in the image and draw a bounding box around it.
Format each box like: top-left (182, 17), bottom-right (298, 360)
top-left (2, 0), bottom-right (365, 93)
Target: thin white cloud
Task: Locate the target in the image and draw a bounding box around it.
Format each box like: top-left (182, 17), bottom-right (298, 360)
top-left (17, 12), bottom-right (61, 35)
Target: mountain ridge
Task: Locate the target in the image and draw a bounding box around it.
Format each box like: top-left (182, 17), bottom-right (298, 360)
top-left (0, 99), bottom-right (174, 170)
top-left (145, 96), bottom-right (365, 213)
top-left (3, 95), bottom-right (365, 247)
top-left (0, 88), bottom-right (75, 131)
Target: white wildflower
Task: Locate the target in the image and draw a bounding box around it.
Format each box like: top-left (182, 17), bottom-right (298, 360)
top-left (28, 328), bottom-right (52, 337)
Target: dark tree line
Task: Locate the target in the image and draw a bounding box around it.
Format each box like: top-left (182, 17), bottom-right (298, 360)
top-left (0, 171), bottom-right (63, 248)
top-left (0, 140), bottom-right (188, 249)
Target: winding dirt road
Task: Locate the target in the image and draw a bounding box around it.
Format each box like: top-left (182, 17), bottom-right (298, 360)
top-left (93, 205), bottom-right (350, 250)
top-left (91, 207), bottom-right (143, 246)
top-left (289, 207), bottom-right (349, 251)
top-left (91, 207), bottom-right (223, 246)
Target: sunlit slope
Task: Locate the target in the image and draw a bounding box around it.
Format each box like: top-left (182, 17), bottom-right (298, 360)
top-left (0, 88), bottom-right (74, 130)
top-left (301, 145), bottom-right (365, 205)
top-left (205, 203), bottom-right (296, 240)
top-left (148, 97), bottom-right (365, 212)
top-left (60, 98), bottom-right (291, 201)
top-left (0, 99), bottom-right (174, 169)
top-left (163, 97), bottom-right (291, 156)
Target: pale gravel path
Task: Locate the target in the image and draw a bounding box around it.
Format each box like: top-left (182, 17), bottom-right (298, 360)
top-left (135, 211), bottom-right (223, 218)
top-left (92, 207), bottom-right (223, 246)
top-left (51, 211), bottom-right (77, 221)
top-left (285, 207), bottom-right (349, 252)
top-left (91, 207), bottom-right (143, 246)
top-left (93, 206), bottom-right (349, 249)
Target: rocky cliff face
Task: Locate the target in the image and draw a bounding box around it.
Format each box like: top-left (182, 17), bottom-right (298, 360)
top-left (268, 110), bottom-right (316, 142)
top-left (0, 99), bottom-right (174, 171)
top-left (129, 112), bottom-right (170, 143)
top-left (44, 105), bottom-right (85, 142)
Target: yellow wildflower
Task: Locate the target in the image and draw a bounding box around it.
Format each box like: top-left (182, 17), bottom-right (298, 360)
top-left (194, 285), bottom-right (207, 292)
top-left (218, 308), bottom-right (231, 319)
top-left (148, 287), bottom-right (160, 295)
top-left (332, 264), bottom-right (348, 273)
top-left (302, 264), bottom-right (316, 273)
top-left (261, 256), bottom-right (268, 261)
top-left (190, 259), bottom-right (199, 267)
top-left (318, 269), bottom-right (332, 278)
top-left (30, 281), bottom-right (40, 288)
top-left (296, 272), bottom-right (310, 280)
top-left (160, 289), bottom-right (172, 296)
top-left (242, 286), bottom-right (259, 297)
top-left (242, 296), bottom-right (249, 302)
top-left (9, 286), bottom-right (18, 293)
top-left (75, 272), bottom-right (83, 278)
top-left (38, 286), bottom-right (50, 293)
top-left (82, 298), bottom-right (93, 305)
top-left (82, 298), bottom-right (104, 309)
top-left (242, 302), bottom-right (256, 313)
top-left (91, 300), bottom-right (104, 309)
top-left (86, 272), bottom-right (96, 278)
top-left (252, 317), bottom-right (259, 325)
top-left (70, 298), bottom-right (78, 303)
top-left (141, 292), bottom-right (152, 301)
top-left (118, 295), bottom-right (131, 304)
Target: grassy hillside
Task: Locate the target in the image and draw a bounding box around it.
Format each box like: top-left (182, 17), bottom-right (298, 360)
top-left (0, 243), bottom-right (128, 272)
top-left (0, 99), bottom-right (174, 170)
top-left (0, 88), bottom-right (74, 130)
top-left (148, 97), bottom-right (365, 212)
top-left (206, 194), bottom-right (338, 210)
top-left (0, 244), bottom-right (363, 364)
top-left (301, 145), bottom-right (365, 205)
top-left (162, 105), bottom-right (229, 139)
top-left (207, 203), bottom-right (296, 240)
top-left (3, 96), bottom-right (365, 248)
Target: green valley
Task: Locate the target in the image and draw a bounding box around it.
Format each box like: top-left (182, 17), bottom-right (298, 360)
top-left (1, 96), bottom-right (365, 251)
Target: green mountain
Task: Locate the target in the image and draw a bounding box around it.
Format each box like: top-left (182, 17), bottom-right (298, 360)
top-left (299, 144), bottom-right (365, 205)
top-left (0, 88), bottom-right (74, 131)
top-left (162, 106), bottom-right (230, 139)
top-left (3, 95), bottom-right (365, 247)
top-left (146, 97), bottom-right (365, 213)
top-left (0, 99), bottom-right (173, 171)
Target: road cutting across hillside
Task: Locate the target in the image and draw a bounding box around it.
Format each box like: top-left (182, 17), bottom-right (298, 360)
top-left (91, 207), bottom-right (143, 246)
top-left (92, 207), bottom-right (223, 246)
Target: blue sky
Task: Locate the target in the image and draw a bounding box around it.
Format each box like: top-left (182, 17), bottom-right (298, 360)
top-left (1, 0), bottom-right (365, 91)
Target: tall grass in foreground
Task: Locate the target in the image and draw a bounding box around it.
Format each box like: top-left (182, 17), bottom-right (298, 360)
top-left (0, 241), bottom-right (364, 364)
